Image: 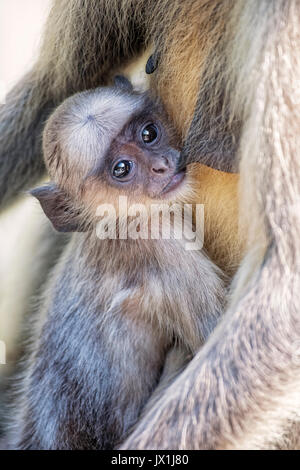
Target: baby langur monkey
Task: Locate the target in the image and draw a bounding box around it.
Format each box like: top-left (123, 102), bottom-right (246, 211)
top-left (10, 77), bottom-right (225, 450)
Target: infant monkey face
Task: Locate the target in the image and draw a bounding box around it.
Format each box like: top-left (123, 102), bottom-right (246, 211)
top-left (92, 116), bottom-right (186, 202)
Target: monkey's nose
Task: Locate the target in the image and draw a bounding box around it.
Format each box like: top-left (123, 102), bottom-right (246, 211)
top-left (151, 157), bottom-right (170, 175)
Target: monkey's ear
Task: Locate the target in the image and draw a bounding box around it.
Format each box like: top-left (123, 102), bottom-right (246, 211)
top-left (114, 75), bottom-right (133, 92)
top-left (30, 184), bottom-right (81, 233)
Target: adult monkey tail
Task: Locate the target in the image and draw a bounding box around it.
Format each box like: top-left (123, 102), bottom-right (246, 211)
top-left (122, 0), bottom-right (300, 449)
top-left (0, 0), bottom-right (147, 209)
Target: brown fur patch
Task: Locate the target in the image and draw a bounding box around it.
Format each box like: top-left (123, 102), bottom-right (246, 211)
top-left (183, 163), bottom-right (245, 274)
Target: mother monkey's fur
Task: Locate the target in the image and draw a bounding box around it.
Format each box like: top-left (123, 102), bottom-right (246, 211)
top-left (0, 0), bottom-right (300, 449)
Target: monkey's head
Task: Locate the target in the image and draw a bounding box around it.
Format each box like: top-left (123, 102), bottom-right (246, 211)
top-left (32, 77), bottom-right (189, 232)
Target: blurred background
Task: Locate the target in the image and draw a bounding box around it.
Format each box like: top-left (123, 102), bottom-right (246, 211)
top-left (0, 0), bottom-right (51, 91)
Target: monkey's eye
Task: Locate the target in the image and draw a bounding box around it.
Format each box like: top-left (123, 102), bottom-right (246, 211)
top-left (141, 124), bottom-right (158, 144)
top-left (112, 160), bottom-right (134, 179)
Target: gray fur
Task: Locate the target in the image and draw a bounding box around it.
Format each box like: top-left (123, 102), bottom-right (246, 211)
top-left (10, 234), bottom-right (224, 450)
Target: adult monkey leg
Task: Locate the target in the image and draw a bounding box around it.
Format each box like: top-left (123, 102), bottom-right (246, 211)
top-left (0, 0), bottom-right (148, 209)
top-left (122, 0), bottom-right (300, 450)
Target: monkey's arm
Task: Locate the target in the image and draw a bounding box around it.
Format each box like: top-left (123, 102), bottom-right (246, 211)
top-left (0, 0), bottom-right (146, 209)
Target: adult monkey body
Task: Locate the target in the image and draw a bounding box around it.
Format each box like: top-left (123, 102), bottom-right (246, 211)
top-left (0, 0), bottom-right (299, 450)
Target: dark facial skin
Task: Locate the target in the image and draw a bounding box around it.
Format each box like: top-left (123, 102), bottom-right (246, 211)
top-left (33, 91), bottom-right (190, 234)
top-left (103, 115), bottom-right (186, 199)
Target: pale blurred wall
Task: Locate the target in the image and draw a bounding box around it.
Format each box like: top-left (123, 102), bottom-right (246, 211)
top-left (0, 0), bottom-right (51, 363)
top-left (0, 0), bottom-right (51, 90)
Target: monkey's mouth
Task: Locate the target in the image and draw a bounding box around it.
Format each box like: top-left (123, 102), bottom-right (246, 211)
top-left (161, 168), bottom-right (186, 195)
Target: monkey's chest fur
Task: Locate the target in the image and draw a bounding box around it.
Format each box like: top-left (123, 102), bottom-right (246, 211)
top-left (14, 233), bottom-right (224, 450)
